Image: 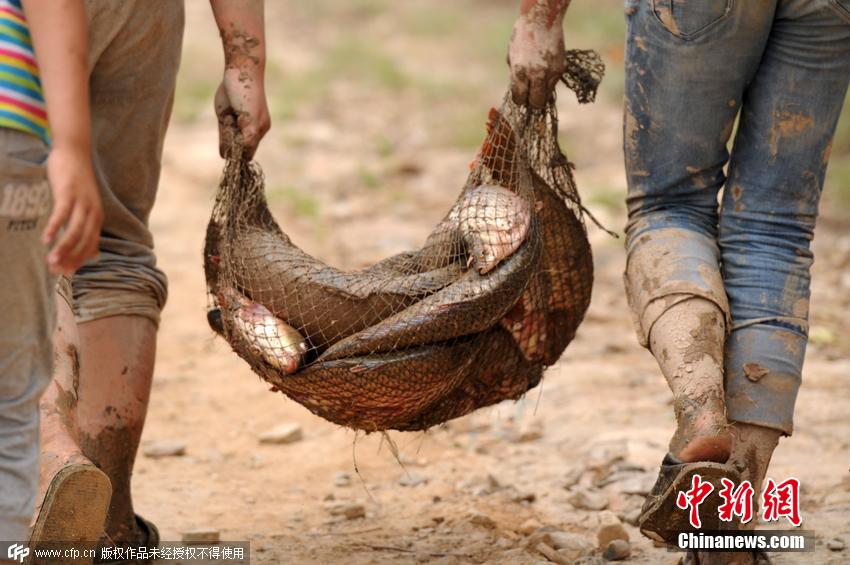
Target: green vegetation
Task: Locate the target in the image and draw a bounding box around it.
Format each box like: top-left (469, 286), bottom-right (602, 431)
top-left (448, 110), bottom-right (488, 151)
top-left (357, 166), bottom-right (383, 190)
top-left (823, 91), bottom-right (850, 210)
top-left (587, 186), bottom-right (626, 213)
top-left (825, 159), bottom-right (850, 209)
top-left (172, 47), bottom-right (218, 123)
top-left (403, 5), bottom-right (462, 38)
top-left (267, 185), bottom-right (321, 220)
top-left (267, 38), bottom-right (411, 121)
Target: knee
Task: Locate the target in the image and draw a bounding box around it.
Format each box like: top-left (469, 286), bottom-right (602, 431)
top-left (624, 228), bottom-right (730, 347)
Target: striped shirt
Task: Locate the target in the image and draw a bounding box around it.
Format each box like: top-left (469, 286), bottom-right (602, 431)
top-left (0, 0), bottom-right (48, 145)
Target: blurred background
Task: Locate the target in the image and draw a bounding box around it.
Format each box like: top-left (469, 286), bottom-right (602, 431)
top-left (137, 1), bottom-right (849, 563)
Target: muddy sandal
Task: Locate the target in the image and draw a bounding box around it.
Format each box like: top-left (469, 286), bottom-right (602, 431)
top-left (639, 453), bottom-right (739, 544)
top-left (134, 515), bottom-right (160, 551)
top-left (680, 548), bottom-right (772, 564)
top-left (95, 515), bottom-right (160, 564)
top-left (28, 463), bottom-right (112, 564)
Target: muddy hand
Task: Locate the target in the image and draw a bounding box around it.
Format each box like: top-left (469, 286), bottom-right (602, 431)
top-left (508, 0), bottom-right (570, 108)
top-left (211, 0), bottom-right (270, 159)
top-left (214, 68), bottom-right (270, 159)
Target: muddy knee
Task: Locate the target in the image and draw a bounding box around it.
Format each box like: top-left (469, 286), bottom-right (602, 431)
top-left (624, 228), bottom-right (730, 348)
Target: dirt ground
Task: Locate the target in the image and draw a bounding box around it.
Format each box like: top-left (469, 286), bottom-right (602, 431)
top-left (131, 2), bottom-right (849, 563)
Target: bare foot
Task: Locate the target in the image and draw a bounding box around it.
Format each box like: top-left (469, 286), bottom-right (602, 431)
top-left (670, 393), bottom-right (732, 464)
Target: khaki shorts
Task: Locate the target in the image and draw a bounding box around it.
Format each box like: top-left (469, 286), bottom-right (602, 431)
top-left (59, 0), bottom-right (185, 325)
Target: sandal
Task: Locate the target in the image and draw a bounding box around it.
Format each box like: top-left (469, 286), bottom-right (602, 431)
top-left (94, 515), bottom-right (160, 564)
top-left (639, 453), bottom-right (739, 544)
top-left (680, 548), bottom-right (772, 564)
top-left (28, 463), bottom-right (112, 564)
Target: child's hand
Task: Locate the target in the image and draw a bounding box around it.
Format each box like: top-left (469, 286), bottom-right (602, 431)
top-left (41, 146), bottom-right (103, 275)
top-left (208, 0), bottom-right (269, 159)
top-left (508, 1), bottom-right (568, 109)
top-left (215, 66), bottom-right (271, 159)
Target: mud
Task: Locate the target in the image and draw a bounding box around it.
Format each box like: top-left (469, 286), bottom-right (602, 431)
top-left (730, 183), bottom-right (745, 213)
top-left (624, 229), bottom-right (730, 348)
top-left (653, 3), bottom-right (682, 37)
top-left (743, 363), bottom-right (769, 383)
top-left (649, 298), bottom-right (730, 462)
top-left (519, 0), bottom-right (572, 30)
top-left (78, 422), bottom-right (145, 547)
top-left (221, 26), bottom-right (261, 69)
top-left (768, 109), bottom-right (814, 159)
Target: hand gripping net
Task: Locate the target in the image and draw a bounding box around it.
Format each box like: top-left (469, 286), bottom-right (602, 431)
top-left (204, 50), bottom-right (603, 432)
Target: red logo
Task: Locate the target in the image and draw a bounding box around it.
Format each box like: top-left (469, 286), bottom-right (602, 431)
top-left (676, 475), bottom-right (803, 529)
top-left (676, 474), bottom-right (715, 528)
top-left (717, 478), bottom-right (755, 524)
top-left (762, 477), bottom-right (802, 527)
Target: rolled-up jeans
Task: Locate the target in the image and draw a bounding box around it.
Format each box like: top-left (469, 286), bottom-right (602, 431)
top-left (622, 0), bottom-right (850, 434)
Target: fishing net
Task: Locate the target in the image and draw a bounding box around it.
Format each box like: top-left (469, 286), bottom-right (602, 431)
top-left (204, 50), bottom-right (603, 432)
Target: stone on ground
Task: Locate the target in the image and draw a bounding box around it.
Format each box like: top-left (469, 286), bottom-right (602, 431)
top-left (597, 510), bottom-right (629, 548)
top-left (569, 488), bottom-right (609, 511)
top-left (258, 423), bottom-right (303, 445)
top-left (182, 528), bottom-right (220, 544)
top-left (143, 440), bottom-right (187, 458)
top-left (603, 539), bottom-right (630, 561)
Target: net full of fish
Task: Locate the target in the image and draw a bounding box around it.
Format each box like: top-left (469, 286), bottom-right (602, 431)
top-left (204, 50), bottom-right (604, 432)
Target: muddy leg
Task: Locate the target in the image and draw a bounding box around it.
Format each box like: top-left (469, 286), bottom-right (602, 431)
top-left (729, 422), bottom-right (781, 520)
top-left (649, 298), bottom-right (731, 464)
top-left (37, 299), bottom-right (93, 510)
top-left (75, 315), bottom-right (156, 546)
top-left (688, 424), bottom-right (782, 565)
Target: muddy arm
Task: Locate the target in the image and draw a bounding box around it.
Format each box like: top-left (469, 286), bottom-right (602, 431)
top-left (209, 0), bottom-right (271, 158)
top-left (509, 0), bottom-right (572, 109)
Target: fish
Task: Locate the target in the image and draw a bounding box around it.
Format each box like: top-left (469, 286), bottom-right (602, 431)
top-left (210, 175), bottom-right (535, 358)
top-left (500, 272), bottom-right (550, 362)
top-left (459, 184), bottom-right (532, 275)
top-left (394, 326), bottom-right (542, 431)
top-left (314, 114), bottom-right (542, 361)
top-left (476, 107), bottom-right (593, 365)
top-left (220, 223), bottom-right (463, 353)
top-left (316, 230), bottom-right (538, 361)
top-left (248, 333), bottom-right (484, 432)
top-left (219, 290), bottom-right (308, 374)
top-left (419, 183), bottom-right (532, 275)
top-left (530, 168), bottom-right (594, 364)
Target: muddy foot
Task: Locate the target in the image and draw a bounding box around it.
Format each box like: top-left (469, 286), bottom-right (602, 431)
top-left (670, 395), bottom-right (732, 464)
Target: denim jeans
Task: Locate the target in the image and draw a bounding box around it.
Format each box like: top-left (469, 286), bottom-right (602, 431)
top-left (622, 0), bottom-right (850, 434)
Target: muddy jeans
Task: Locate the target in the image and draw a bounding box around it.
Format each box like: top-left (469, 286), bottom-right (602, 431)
top-left (623, 0), bottom-right (850, 434)
top-left (0, 129), bottom-right (54, 541)
top-left (58, 0), bottom-right (184, 324)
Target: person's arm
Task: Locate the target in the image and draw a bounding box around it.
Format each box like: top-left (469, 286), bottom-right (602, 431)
top-left (21, 0), bottom-right (102, 275)
top-left (508, 0), bottom-right (571, 108)
top-left (209, 0), bottom-right (271, 158)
